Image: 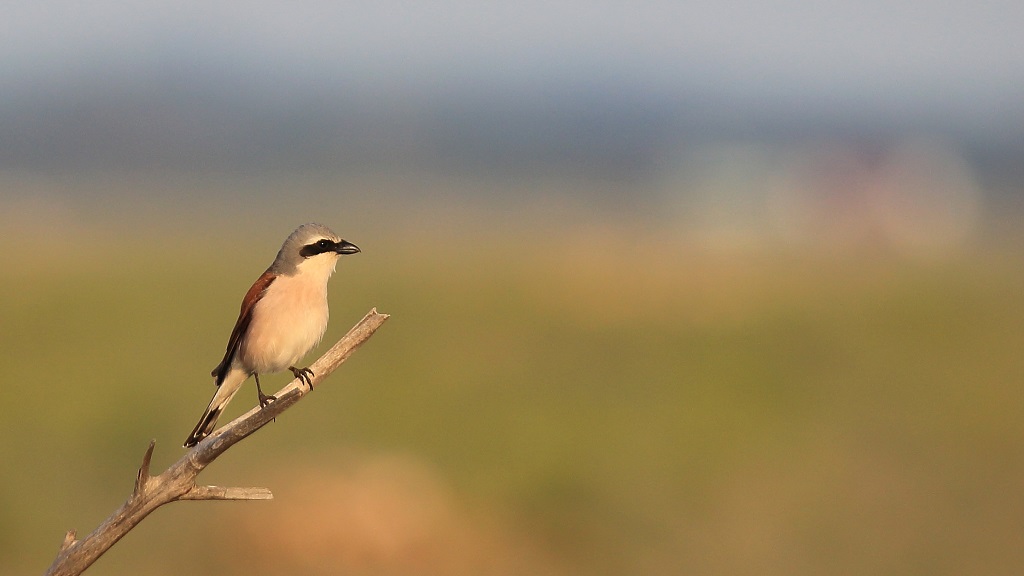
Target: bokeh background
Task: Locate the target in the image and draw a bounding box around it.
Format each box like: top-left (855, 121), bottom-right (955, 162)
top-left (3, 2), bottom-right (1024, 574)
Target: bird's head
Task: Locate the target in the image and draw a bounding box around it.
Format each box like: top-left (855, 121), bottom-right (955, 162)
top-left (272, 223), bottom-right (360, 277)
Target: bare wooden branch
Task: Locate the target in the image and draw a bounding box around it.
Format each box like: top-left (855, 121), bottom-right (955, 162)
top-left (179, 485), bottom-right (274, 501)
top-left (45, 308), bottom-right (389, 576)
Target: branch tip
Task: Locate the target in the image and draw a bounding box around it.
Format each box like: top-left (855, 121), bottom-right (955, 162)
top-left (180, 485), bottom-right (274, 501)
top-left (59, 530), bottom-right (77, 552)
top-left (134, 440), bottom-right (157, 494)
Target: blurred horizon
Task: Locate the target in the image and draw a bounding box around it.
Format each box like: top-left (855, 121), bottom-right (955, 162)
top-left (2, 1), bottom-right (1023, 260)
top-left (2, 1), bottom-right (1023, 180)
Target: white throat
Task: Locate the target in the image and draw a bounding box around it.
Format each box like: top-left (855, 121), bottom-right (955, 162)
top-left (292, 253), bottom-right (340, 285)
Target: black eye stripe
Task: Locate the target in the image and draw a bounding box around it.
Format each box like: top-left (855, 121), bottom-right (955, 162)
top-left (299, 239), bottom-right (336, 257)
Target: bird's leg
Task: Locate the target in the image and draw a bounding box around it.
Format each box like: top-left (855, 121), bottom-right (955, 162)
top-left (255, 373), bottom-right (276, 408)
top-left (289, 366), bottom-right (315, 390)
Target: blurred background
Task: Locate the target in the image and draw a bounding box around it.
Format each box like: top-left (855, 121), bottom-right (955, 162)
top-left (2, 1), bottom-right (1024, 574)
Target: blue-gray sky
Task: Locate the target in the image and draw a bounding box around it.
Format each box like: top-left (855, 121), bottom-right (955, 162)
top-left (4, 1), bottom-right (1021, 98)
top-left (1, 1), bottom-right (1022, 173)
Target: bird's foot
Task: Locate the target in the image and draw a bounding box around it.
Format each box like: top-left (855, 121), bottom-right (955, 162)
top-left (258, 392), bottom-right (277, 409)
top-left (290, 366), bottom-right (315, 390)
top-left (254, 373), bottom-right (276, 408)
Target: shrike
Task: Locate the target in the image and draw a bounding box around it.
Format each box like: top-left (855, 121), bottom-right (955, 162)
top-left (183, 223), bottom-right (360, 447)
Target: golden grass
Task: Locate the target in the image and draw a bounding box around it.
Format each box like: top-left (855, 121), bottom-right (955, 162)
top-left (2, 217), bottom-right (1023, 575)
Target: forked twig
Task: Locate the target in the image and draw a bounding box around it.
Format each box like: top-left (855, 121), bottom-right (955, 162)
top-left (45, 308), bottom-right (389, 576)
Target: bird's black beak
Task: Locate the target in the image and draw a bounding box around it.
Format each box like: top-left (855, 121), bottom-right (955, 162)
top-left (335, 240), bottom-right (360, 255)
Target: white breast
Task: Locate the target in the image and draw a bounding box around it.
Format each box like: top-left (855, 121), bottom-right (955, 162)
top-left (240, 271), bottom-right (331, 375)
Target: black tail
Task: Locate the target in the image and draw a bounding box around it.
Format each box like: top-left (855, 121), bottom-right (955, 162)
top-left (183, 406), bottom-right (222, 447)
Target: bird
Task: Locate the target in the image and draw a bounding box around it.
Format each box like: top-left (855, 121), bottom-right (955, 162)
top-left (183, 223), bottom-right (360, 447)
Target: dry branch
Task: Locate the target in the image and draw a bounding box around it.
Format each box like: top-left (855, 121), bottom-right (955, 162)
top-left (45, 308), bottom-right (389, 576)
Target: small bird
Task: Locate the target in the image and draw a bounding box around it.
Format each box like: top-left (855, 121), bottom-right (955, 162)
top-left (183, 223), bottom-right (360, 447)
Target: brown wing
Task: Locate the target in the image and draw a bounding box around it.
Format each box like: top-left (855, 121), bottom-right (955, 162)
top-left (211, 270), bottom-right (276, 386)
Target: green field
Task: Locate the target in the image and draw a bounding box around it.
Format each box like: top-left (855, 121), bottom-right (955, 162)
top-left (3, 214), bottom-right (1023, 575)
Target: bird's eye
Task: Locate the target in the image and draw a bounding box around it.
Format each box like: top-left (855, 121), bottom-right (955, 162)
top-left (317, 239), bottom-right (332, 248)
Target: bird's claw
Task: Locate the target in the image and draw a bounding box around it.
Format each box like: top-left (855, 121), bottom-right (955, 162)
top-left (289, 366), bottom-right (315, 390)
top-left (258, 393), bottom-right (277, 409)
